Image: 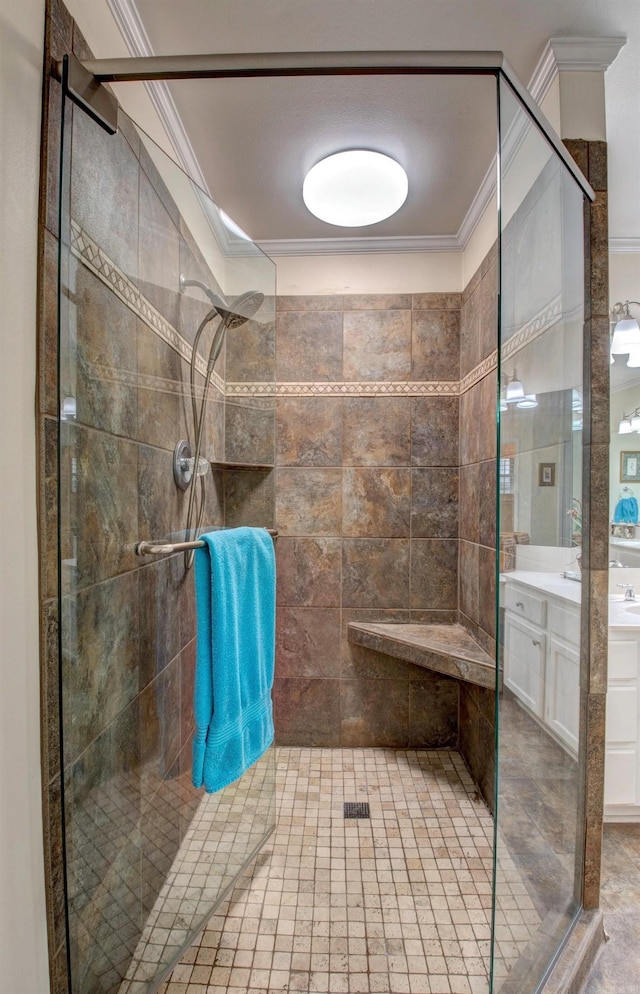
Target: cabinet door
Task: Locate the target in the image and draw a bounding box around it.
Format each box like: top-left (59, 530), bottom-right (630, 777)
top-left (504, 613), bottom-right (546, 717)
top-left (545, 636), bottom-right (580, 755)
top-left (605, 638), bottom-right (640, 809)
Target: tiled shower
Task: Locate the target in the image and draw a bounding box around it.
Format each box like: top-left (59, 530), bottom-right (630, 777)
top-left (271, 282), bottom-right (497, 803)
top-left (36, 2), bottom-right (612, 993)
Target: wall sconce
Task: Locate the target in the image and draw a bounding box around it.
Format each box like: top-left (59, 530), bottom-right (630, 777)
top-left (504, 370), bottom-right (525, 403)
top-left (618, 411), bottom-right (640, 434)
top-left (611, 300), bottom-right (640, 361)
top-left (500, 371), bottom-right (538, 410)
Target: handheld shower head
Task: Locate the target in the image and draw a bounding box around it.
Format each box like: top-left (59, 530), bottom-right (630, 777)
top-left (224, 290), bottom-right (265, 329)
top-left (179, 274), bottom-right (263, 328)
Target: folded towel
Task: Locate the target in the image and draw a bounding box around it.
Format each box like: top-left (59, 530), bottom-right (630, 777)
top-left (614, 496), bottom-right (639, 524)
top-left (192, 527), bottom-right (276, 793)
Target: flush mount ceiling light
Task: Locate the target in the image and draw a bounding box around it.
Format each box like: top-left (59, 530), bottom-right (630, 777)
top-left (302, 150), bottom-right (408, 227)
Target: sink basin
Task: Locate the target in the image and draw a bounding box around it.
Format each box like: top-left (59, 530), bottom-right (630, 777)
top-left (624, 604), bottom-right (640, 615)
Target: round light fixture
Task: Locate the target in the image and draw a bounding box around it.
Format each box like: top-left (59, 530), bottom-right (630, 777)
top-left (302, 150), bottom-right (408, 227)
top-left (516, 394), bottom-right (538, 409)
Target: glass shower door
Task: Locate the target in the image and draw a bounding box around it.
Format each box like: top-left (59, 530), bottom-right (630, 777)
top-left (492, 77), bottom-right (587, 991)
top-left (58, 86), bottom-right (277, 994)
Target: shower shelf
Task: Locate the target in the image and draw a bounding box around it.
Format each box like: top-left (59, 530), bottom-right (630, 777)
top-left (210, 460), bottom-right (274, 470)
top-left (347, 622), bottom-right (498, 691)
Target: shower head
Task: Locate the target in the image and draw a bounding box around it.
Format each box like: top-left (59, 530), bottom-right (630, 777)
top-left (179, 274), bottom-right (264, 328)
top-left (224, 290), bottom-right (265, 329)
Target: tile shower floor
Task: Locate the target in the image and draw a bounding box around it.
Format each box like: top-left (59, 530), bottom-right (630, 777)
top-left (148, 748), bottom-right (539, 994)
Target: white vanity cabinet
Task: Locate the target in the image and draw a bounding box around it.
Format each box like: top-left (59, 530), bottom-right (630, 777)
top-left (605, 619), bottom-right (640, 819)
top-left (503, 573), bottom-right (581, 757)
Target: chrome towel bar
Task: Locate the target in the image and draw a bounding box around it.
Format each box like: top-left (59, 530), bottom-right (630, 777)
top-left (135, 528), bottom-right (278, 557)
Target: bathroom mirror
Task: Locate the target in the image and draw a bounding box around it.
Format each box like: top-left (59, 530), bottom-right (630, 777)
top-left (609, 357), bottom-right (640, 564)
top-left (501, 384), bottom-right (581, 548)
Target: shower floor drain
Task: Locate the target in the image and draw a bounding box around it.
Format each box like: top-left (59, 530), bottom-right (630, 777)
top-left (343, 801), bottom-right (370, 819)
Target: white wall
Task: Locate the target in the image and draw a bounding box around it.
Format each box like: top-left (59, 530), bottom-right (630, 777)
top-left (0, 1), bottom-right (50, 992)
top-left (274, 250), bottom-right (462, 295)
top-left (610, 252), bottom-right (640, 305)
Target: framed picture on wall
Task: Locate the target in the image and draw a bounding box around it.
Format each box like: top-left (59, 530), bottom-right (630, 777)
top-left (538, 462), bottom-right (556, 487)
top-left (621, 451), bottom-right (640, 482)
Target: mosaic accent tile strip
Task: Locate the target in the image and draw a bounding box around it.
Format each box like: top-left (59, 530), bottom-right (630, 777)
top-left (459, 353), bottom-right (498, 396)
top-left (82, 362), bottom-right (222, 400)
top-left (71, 221), bottom-right (567, 409)
top-left (228, 381), bottom-right (460, 399)
top-left (70, 220), bottom-right (225, 396)
top-left (501, 294), bottom-right (565, 362)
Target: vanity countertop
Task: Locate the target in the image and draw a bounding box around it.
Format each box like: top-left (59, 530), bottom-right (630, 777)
top-left (610, 538), bottom-right (640, 549)
top-left (609, 596), bottom-right (640, 628)
top-left (501, 570), bottom-right (582, 605)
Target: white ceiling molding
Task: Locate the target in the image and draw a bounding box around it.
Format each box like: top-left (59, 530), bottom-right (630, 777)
top-left (610, 238), bottom-right (640, 254)
top-left (106, 0), bottom-right (210, 195)
top-left (105, 0), bottom-right (246, 257)
top-left (256, 234), bottom-right (460, 257)
top-left (103, 2), bottom-right (606, 260)
top-left (549, 36), bottom-right (626, 72)
top-left (528, 41), bottom-right (559, 104)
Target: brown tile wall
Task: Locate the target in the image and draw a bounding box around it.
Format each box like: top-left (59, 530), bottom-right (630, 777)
top-left (457, 247), bottom-right (499, 806)
top-left (38, 3), bottom-right (273, 990)
top-left (273, 293), bottom-right (464, 747)
top-left (564, 140), bottom-right (610, 910)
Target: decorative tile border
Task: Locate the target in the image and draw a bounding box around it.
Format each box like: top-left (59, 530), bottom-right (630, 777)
top-left (72, 222), bottom-right (568, 403)
top-left (70, 221), bottom-right (225, 396)
top-left (227, 380), bottom-right (459, 398)
top-left (460, 352), bottom-right (498, 394)
top-left (85, 363), bottom-right (222, 400)
top-left (501, 294), bottom-right (564, 361)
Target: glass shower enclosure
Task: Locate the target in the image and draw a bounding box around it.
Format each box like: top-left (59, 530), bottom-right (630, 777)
top-left (55, 49), bottom-right (594, 994)
top-left (58, 84), bottom-right (277, 992)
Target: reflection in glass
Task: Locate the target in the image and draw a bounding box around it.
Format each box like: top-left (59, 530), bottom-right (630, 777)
top-left (493, 77), bottom-right (586, 992)
top-left (58, 98), bottom-right (276, 994)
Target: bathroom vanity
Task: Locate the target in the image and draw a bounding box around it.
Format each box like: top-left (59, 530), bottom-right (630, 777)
top-left (607, 596), bottom-right (640, 820)
top-left (504, 570), bottom-right (640, 820)
top-left (503, 571), bottom-right (581, 757)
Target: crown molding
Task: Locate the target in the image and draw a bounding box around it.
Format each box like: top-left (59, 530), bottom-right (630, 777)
top-left (610, 238), bottom-right (640, 254)
top-left (549, 36), bottom-right (627, 72)
top-left (256, 234), bottom-right (460, 257)
top-left (104, 2), bottom-right (602, 261)
top-left (528, 41), bottom-right (559, 104)
top-left (106, 0), bottom-right (210, 195)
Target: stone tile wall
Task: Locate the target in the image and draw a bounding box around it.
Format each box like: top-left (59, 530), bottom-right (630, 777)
top-left (273, 293), bottom-right (466, 748)
top-left (457, 246), bottom-right (499, 807)
top-left (38, 3), bottom-right (273, 990)
top-left (564, 139), bottom-right (611, 910)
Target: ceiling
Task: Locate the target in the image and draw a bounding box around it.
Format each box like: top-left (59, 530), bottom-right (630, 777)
top-left (123, 0), bottom-right (639, 248)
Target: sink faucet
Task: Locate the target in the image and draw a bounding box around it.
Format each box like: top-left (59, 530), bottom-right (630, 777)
top-left (617, 583), bottom-right (636, 601)
top-left (609, 560), bottom-right (624, 568)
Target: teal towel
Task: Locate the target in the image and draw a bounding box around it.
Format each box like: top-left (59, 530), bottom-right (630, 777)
top-left (192, 527), bottom-right (275, 793)
top-left (614, 496), bottom-right (639, 524)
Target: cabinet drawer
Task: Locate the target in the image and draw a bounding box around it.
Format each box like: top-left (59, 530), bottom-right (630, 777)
top-left (504, 584), bottom-right (547, 627)
top-left (548, 600), bottom-right (580, 645)
top-left (608, 639), bottom-right (639, 681)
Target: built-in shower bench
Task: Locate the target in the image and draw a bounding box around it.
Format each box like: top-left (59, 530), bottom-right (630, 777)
top-left (347, 622), bottom-right (497, 690)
